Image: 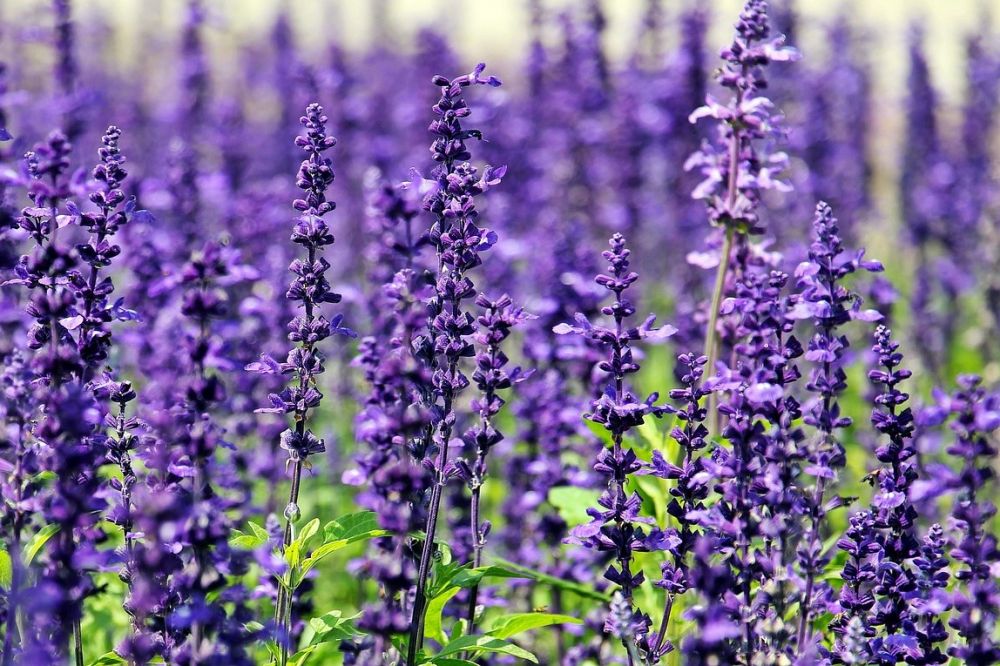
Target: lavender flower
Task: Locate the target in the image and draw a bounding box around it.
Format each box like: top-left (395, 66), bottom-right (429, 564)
top-left (247, 102), bottom-right (353, 659)
top-left (74, 126), bottom-right (135, 371)
top-left (832, 511), bottom-right (879, 662)
top-left (907, 524), bottom-right (950, 664)
top-left (648, 353), bottom-right (710, 658)
top-left (6, 131), bottom-right (107, 663)
top-left (405, 63), bottom-right (503, 665)
top-left (940, 376), bottom-right (1000, 664)
top-left (792, 201), bottom-right (882, 649)
top-left (558, 233), bottom-right (675, 662)
top-left (0, 351), bottom-right (41, 665)
top-left (459, 293), bottom-right (528, 628)
top-left (866, 326), bottom-right (919, 652)
top-left (682, 537), bottom-right (740, 665)
top-left (687, 0), bottom-right (798, 432)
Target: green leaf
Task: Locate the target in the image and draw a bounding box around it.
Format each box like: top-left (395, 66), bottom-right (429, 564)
top-left (437, 635), bottom-right (537, 663)
top-left (632, 475), bottom-right (669, 529)
top-left (547, 487), bottom-right (600, 527)
top-left (289, 645), bottom-right (318, 666)
top-left (229, 521), bottom-right (271, 550)
top-left (307, 610), bottom-right (363, 646)
top-left (284, 539), bottom-right (302, 574)
top-left (296, 518), bottom-right (321, 547)
top-left (584, 420), bottom-right (614, 448)
top-left (249, 521), bottom-right (270, 541)
top-left (636, 418), bottom-right (667, 453)
top-left (486, 613), bottom-right (582, 640)
top-left (425, 660), bottom-right (479, 666)
top-left (0, 549), bottom-right (11, 590)
top-left (425, 586), bottom-right (461, 645)
top-left (23, 524), bottom-right (59, 565)
top-left (428, 560), bottom-right (470, 598)
top-left (229, 531), bottom-right (265, 550)
top-left (299, 525), bottom-right (384, 580)
top-left (323, 511), bottom-right (381, 543)
top-left (88, 653), bottom-right (126, 666)
top-left (492, 559), bottom-right (611, 602)
top-left (451, 565), bottom-right (530, 589)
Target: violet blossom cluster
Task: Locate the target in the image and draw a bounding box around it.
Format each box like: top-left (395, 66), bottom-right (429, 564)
top-left (558, 233), bottom-right (675, 662)
top-left (0, 1), bottom-right (997, 665)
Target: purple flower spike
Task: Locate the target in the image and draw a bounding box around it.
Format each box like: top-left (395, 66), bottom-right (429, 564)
top-left (559, 233), bottom-right (674, 660)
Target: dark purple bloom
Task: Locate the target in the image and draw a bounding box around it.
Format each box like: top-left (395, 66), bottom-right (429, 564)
top-left (940, 376), bottom-right (1000, 664)
top-left (558, 233), bottom-right (675, 658)
top-left (406, 63), bottom-right (504, 664)
top-left (460, 293), bottom-right (529, 627)
top-left (866, 326), bottom-right (919, 650)
top-left (247, 102), bottom-right (353, 656)
top-left (792, 201), bottom-right (882, 649)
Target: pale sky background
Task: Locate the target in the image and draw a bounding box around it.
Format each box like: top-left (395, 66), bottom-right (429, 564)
top-left (7, 0), bottom-right (997, 217)
top-left (50, 0), bottom-right (997, 105)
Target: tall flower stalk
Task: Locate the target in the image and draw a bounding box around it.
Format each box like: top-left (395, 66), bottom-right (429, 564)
top-left (687, 0), bottom-right (797, 432)
top-left (557, 233), bottom-right (675, 664)
top-left (7, 131), bottom-right (98, 665)
top-left (247, 103), bottom-right (353, 664)
top-left (940, 376), bottom-right (1000, 663)
top-left (405, 63), bottom-right (503, 666)
top-left (461, 293), bottom-right (528, 630)
top-left (792, 202), bottom-right (882, 650)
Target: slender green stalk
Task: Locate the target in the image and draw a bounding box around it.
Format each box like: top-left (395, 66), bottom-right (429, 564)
top-left (703, 225), bottom-right (735, 435)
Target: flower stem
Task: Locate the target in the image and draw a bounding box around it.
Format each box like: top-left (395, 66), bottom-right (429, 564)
top-left (703, 225), bottom-right (735, 435)
top-left (407, 392), bottom-right (454, 666)
top-left (277, 457), bottom-right (303, 666)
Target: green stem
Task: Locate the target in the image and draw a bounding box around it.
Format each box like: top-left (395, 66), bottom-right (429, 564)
top-left (703, 225), bottom-right (735, 436)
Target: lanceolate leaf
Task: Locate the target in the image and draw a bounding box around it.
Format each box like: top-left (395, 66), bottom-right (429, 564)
top-left (322, 511), bottom-right (382, 543)
top-left (424, 586), bottom-right (461, 646)
top-left (486, 613), bottom-right (582, 640)
top-left (436, 635), bottom-right (537, 663)
top-left (23, 524), bottom-right (59, 566)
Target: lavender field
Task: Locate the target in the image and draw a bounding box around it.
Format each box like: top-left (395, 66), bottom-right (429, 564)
top-left (0, 0), bottom-right (998, 664)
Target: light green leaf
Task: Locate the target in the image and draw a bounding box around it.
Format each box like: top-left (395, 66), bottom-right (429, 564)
top-left (229, 520), bottom-right (271, 550)
top-left (308, 609), bottom-right (343, 634)
top-left (299, 540), bottom-right (351, 579)
top-left (88, 653), bottom-right (126, 666)
top-left (425, 586), bottom-right (461, 645)
top-left (23, 524), bottom-right (59, 565)
top-left (437, 635), bottom-right (537, 663)
top-left (307, 610), bottom-right (363, 646)
top-left (0, 549), bottom-right (11, 590)
top-left (547, 487), bottom-right (600, 527)
top-left (584, 420), bottom-right (614, 448)
top-left (636, 418), bottom-right (667, 453)
top-left (323, 511), bottom-right (381, 543)
top-left (249, 521), bottom-right (270, 541)
top-left (493, 559), bottom-right (611, 602)
top-left (229, 531), bottom-right (265, 550)
top-left (285, 539), bottom-right (302, 572)
top-left (633, 475), bottom-right (669, 529)
top-left (428, 560), bottom-right (470, 598)
top-left (425, 660), bottom-right (478, 666)
top-left (289, 645), bottom-right (318, 666)
top-left (486, 613), bottom-right (582, 640)
top-left (296, 518), bottom-right (321, 547)
top-left (451, 565), bottom-right (530, 589)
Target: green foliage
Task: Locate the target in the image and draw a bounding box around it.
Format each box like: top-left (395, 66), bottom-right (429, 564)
top-left (0, 548), bottom-right (11, 590)
top-left (433, 634), bottom-right (537, 663)
top-left (22, 523), bottom-right (59, 565)
top-left (547, 486), bottom-right (600, 526)
top-left (486, 612), bottom-right (582, 639)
